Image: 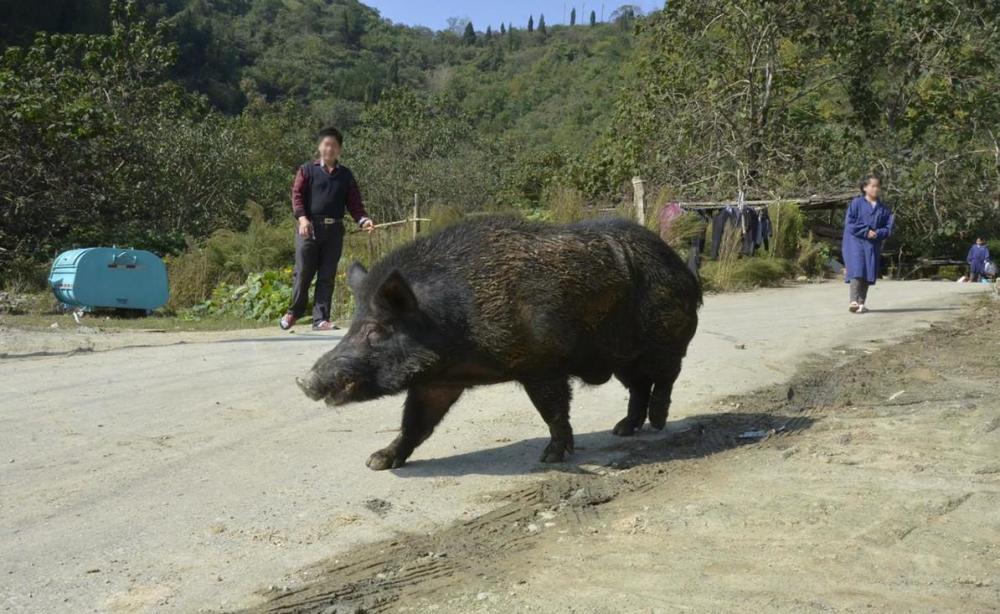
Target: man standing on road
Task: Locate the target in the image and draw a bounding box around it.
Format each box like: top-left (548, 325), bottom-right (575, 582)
top-left (280, 127), bottom-right (375, 331)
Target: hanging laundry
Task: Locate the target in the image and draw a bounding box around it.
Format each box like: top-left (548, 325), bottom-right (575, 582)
top-left (687, 210), bottom-right (710, 274)
top-left (711, 205), bottom-right (740, 259)
top-left (756, 207), bottom-right (773, 252)
top-left (740, 206), bottom-right (759, 256)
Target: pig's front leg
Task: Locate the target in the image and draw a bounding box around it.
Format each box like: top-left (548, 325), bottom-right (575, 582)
top-left (522, 378), bottom-right (574, 463)
top-left (366, 384), bottom-right (464, 470)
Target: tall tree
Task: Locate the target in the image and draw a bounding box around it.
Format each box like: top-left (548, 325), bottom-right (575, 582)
top-left (485, 25), bottom-right (492, 39)
top-left (447, 16), bottom-right (470, 35)
top-left (462, 21), bottom-right (476, 45)
top-left (590, 10), bottom-right (597, 26)
top-left (601, 0), bottom-right (1000, 254)
top-left (538, 14), bottom-right (547, 35)
top-left (610, 4), bottom-right (642, 30)
top-left (500, 22), bottom-right (506, 35)
top-left (570, 7), bottom-right (577, 25)
top-left (528, 14), bottom-right (534, 32)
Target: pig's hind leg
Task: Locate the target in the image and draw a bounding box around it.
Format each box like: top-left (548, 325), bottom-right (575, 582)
top-left (612, 373), bottom-right (652, 436)
top-left (647, 358), bottom-right (683, 430)
top-left (366, 385), bottom-right (464, 471)
top-left (523, 378), bottom-right (575, 463)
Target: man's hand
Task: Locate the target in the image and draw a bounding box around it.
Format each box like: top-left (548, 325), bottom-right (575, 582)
top-left (361, 219), bottom-right (375, 233)
top-left (867, 229), bottom-right (878, 239)
top-left (298, 217), bottom-right (313, 238)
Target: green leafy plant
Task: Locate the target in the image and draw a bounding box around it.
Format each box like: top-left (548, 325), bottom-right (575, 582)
top-left (797, 232), bottom-right (831, 278)
top-left (768, 202), bottom-right (804, 260)
top-left (184, 269), bottom-right (293, 322)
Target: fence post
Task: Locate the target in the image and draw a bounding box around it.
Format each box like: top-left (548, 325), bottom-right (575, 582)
top-left (412, 193), bottom-right (420, 239)
top-left (632, 176), bottom-right (646, 226)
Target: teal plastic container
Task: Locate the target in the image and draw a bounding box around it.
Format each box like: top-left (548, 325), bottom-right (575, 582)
top-left (48, 248), bottom-right (169, 311)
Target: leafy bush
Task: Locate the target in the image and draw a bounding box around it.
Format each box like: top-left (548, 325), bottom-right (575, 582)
top-left (768, 202), bottom-right (804, 260)
top-left (544, 183), bottom-right (588, 224)
top-left (184, 269), bottom-right (293, 322)
top-left (797, 233), bottom-right (832, 278)
top-left (706, 225), bottom-right (744, 290)
top-left (427, 204), bottom-right (466, 233)
top-left (937, 265), bottom-right (962, 281)
top-left (166, 203), bottom-right (294, 311)
top-left (658, 210), bottom-right (706, 252)
top-left (701, 257), bottom-right (794, 292)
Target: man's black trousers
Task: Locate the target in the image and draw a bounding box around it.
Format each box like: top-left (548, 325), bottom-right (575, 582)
top-left (289, 220), bottom-right (345, 324)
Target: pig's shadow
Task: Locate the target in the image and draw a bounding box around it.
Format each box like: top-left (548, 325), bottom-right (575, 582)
top-left (392, 410), bottom-right (813, 478)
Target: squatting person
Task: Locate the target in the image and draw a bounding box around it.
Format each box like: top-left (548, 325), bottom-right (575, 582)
top-left (843, 174), bottom-right (894, 313)
top-left (280, 127), bottom-right (375, 331)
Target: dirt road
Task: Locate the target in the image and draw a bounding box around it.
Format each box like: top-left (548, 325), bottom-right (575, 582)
top-left (0, 280), bottom-right (989, 612)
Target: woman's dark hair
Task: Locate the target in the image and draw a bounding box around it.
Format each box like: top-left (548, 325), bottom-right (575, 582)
top-left (317, 126), bottom-right (343, 146)
top-left (859, 173), bottom-right (881, 193)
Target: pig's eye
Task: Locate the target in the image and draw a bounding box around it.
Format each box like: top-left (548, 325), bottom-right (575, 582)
top-left (365, 324), bottom-right (389, 345)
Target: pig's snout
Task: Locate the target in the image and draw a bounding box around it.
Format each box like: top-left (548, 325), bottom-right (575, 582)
top-left (297, 368), bottom-right (358, 406)
top-left (296, 372), bottom-right (326, 401)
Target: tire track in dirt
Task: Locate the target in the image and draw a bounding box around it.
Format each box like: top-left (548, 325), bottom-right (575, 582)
top-left (245, 409), bottom-right (814, 613)
top-left (248, 301), bottom-right (1000, 613)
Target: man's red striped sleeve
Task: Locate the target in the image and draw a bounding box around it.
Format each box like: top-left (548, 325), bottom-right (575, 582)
top-left (291, 166), bottom-right (308, 218)
top-left (347, 178), bottom-right (371, 225)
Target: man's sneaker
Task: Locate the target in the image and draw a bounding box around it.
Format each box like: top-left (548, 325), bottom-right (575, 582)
top-left (312, 320), bottom-right (339, 331)
top-left (849, 302), bottom-right (860, 313)
top-left (857, 304), bottom-right (869, 314)
top-left (279, 313), bottom-right (297, 330)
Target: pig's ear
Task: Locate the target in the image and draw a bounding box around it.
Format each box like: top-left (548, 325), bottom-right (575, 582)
top-left (347, 261), bottom-right (368, 294)
top-left (374, 270), bottom-right (418, 316)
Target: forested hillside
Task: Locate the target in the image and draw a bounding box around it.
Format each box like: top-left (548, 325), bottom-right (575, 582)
top-left (2, 0), bottom-right (999, 282)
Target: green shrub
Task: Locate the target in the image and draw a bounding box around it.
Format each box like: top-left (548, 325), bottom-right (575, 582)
top-left (183, 269), bottom-right (294, 322)
top-left (545, 183), bottom-right (588, 224)
top-left (166, 203), bottom-right (294, 311)
top-left (937, 265), bottom-right (962, 280)
top-left (659, 211), bottom-right (705, 252)
top-left (705, 225), bottom-right (743, 290)
top-left (1, 257), bottom-right (50, 293)
top-left (427, 203), bottom-right (466, 233)
top-left (797, 233), bottom-right (831, 278)
top-left (702, 257), bottom-right (794, 292)
top-left (204, 202), bottom-right (295, 277)
top-left (768, 202), bottom-right (804, 260)
top-left (164, 242), bottom-right (225, 312)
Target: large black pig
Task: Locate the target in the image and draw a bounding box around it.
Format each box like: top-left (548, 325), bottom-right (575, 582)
top-left (296, 215), bottom-right (701, 470)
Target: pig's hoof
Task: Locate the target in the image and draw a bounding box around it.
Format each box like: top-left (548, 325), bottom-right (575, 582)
top-left (539, 441), bottom-right (571, 463)
top-left (612, 418), bottom-right (640, 437)
top-left (647, 415), bottom-right (666, 430)
top-left (366, 448), bottom-right (404, 471)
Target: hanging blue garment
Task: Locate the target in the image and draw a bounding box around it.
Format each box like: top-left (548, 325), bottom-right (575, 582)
top-left (842, 196), bottom-right (893, 284)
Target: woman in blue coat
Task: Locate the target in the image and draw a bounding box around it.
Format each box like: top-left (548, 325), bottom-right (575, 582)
top-left (967, 237), bottom-right (990, 282)
top-left (843, 175), bottom-right (894, 313)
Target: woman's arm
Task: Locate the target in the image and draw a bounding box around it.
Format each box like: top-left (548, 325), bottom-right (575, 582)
top-left (874, 210), bottom-right (893, 239)
top-left (844, 200), bottom-right (869, 238)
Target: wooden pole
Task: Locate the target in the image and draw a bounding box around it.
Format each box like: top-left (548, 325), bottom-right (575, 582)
top-left (412, 193), bottom-right (420, 239)
top-left (632, 176), bottom-right (646, 226)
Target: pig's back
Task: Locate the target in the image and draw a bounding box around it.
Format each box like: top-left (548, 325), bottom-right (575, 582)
top-left (377, 215), bottom-right (699, 372)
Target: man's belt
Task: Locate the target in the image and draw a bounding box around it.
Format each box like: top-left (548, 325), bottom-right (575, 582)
top-left (314, 217), bottom-right (342, 225)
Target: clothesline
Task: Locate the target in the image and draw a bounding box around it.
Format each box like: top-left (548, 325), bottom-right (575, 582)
top-left (675, 191), bottom-right (857, 211)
